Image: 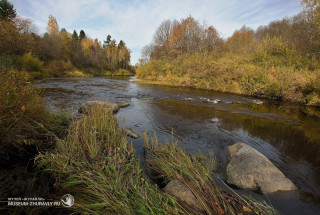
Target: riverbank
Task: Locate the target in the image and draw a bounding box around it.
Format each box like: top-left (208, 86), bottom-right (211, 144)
top-left (36, 105), bottom-right (274, 214)
top-left (1, 69), bottom-right (276, 214)
top-left (136, 53), bottom-right (320, 107)
top-left (0, 54), bottom-right (134, 80)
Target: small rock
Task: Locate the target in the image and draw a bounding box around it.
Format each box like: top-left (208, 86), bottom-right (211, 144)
top-left (211, 99), bottom-right (221, 104)
top-left (164, 180), bottom-right (202, 211)
top-left (204, 98), bottom-right (221, 104)
top-left (79, 101), bottom-right (119, 114)
top-left (123, 128), bottom-right (139, 139)
top-left (252, 99), bottom-right (264, 104)
top-left (225, 143), bottom-right (296, 194)
top-left (117, 101), bottom-right (130, 108)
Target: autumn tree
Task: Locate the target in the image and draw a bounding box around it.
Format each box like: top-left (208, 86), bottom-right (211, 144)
top-left (255, 11), bottom-right (318, 56)
top-left (118, 41), bottom-right (130, 69)
top-left (167, 16), bottom-right (204, 55)
top-left (0, 20), bottom-right (20, 54)
top-left (302, 0), bottom-right (320, 56)
top-left (143, 16), bottom-right (222, 61)
top-left (0, 15), bottom-right (37, 55)
top-left (43, 15), bottom-right (65, 59)
top-left (141, 44), bottom-right (154, 62)
top-left (153, 19), bottom-right (178, 46)
top-left (14, 16), bottom-right (37, 34)
top-left (302, 0), bottom-right (320, 31)
top-left (46, 15), bottom-right (59, 35)
top-left (0, 0), bottom-right (16, 21)
top-left (0, 0), bottom-right (131, 74)
top-left (226, 26), bottom-right (255, 54)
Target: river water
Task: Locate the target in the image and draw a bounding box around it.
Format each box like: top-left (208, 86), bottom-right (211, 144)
top-left (35, 77), bottom-right (320, 215)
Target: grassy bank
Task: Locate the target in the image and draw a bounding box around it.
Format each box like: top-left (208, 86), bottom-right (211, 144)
top-left (1, 67), bottom-right (275, 214)
top-left (0, 54), bottom-right (134, 80)
top-left (0, 69), bottom-right (69, 164)
top-left (136, 52), bottom-right (320, 106)
top-left (35, 104), bottom-right (276, 214)
top-left (0, 68), bottom-right (69, 214)
top-left (36, 105), bottom-right (188, 214)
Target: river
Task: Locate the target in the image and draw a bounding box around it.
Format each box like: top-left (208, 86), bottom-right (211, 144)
top-left (35, 76), bottom-right (320, 215)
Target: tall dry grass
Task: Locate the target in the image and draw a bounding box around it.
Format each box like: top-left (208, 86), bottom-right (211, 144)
top-left (36, 105), bottom-right (189, 214)
top-left (144, 135), bottom-right (277, 215)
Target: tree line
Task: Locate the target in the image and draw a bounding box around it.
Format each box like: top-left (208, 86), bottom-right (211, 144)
top-left (0, 0), bottom-right (132, 77)
top-left (137, 0), bottom-right (320, 105)
top-left (140, 0), bottom-right (319, 65)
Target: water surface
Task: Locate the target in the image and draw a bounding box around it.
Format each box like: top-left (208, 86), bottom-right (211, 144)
top-left (36, 77), bottom-right (320, 215)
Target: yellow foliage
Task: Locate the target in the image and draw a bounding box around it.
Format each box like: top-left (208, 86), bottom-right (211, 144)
top-left (66, 70), bottom-right (92, 78)
top-left (46, 14), bottom-right (59, 35)
top-left (137, 53), bottom-right (320, 106)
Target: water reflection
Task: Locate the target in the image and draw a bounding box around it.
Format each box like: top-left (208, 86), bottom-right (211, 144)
top-left (35, 77), bottom-right (320, 214)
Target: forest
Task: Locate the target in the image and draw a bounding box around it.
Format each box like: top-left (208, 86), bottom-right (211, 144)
top-left (137, 0), bottom-right (320, 106)
top-left (0, 1), bottom-right (133, 79)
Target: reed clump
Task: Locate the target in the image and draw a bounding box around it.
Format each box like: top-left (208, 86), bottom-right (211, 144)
top-left (36, 105), bottom-right (189, 214)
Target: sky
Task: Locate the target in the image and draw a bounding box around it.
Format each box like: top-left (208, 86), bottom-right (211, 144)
top-left (11, 0), bottom-right (303, 65)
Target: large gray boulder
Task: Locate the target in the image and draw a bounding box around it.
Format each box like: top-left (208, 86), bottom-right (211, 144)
top-left (79, 101), bottom-right (119, 114)
top-left (226, 143), bottom-right (296, 194)
top-left (164, 180), bottom-right (202, 211)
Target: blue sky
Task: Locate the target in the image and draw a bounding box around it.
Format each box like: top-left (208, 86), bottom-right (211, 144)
top-left (11, 0), bottom-right (303, 64)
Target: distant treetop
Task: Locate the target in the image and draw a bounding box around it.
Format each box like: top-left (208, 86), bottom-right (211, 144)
top-left (0, 0), bottom-right (16, 21)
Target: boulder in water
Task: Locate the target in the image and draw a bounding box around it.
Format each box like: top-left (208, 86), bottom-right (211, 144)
top-left (79, 101), bottom-right (119, 114)
top-left (225, 143), bottom-right (296, 194)
top-left (123, 128), bottom-right (139, 139)
top-left (252, 100), bottom-right (264, 104)
top-left (164, 179), bottom-right (202, 211)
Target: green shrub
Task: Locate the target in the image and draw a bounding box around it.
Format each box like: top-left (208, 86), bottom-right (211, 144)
top-left (0, 54), bottom-right (22, 71)
top-left (113, 68), bottom-right (133, 76)
top-left (45, 59), bottom-right (75, 77)
top-left (22, 52), bottom-right (44, 73)
top-left (253, 37), bottom-right (300, 67)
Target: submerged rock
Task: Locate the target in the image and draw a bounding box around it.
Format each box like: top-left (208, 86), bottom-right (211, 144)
top-left (211, 99), bottom-right (221, 104)
top-left (164, 179), bottom-right (202, 211)
top-left (123, 128), bottom-right (139, 139)
top-left (79, 101), bottom-right (119, 114)
top-left (225, 143), bottom-right (296, 194)
top-left (203, 98), bottom-right (221, 104)
top-left (117, 101), bottom-right (130, 108)
top-left (252, 99), bottom-right (264, 104)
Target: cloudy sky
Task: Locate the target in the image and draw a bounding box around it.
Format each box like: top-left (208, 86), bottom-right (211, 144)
top-left (11, 0), bottom-right (303, 64)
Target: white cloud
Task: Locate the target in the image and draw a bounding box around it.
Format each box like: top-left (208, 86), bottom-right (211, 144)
top-left (11, 0), bottom-right (303, 64)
